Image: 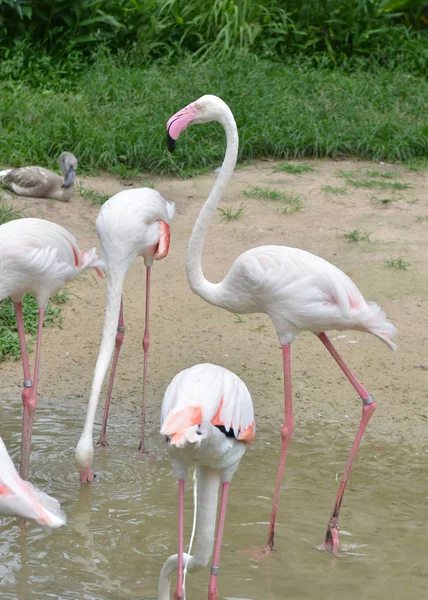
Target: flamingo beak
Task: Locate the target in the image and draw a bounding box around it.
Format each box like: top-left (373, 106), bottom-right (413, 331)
top-left (62, 167), bottom-right (76, 189)
top-left (166, 104), bottom-right (199, 153)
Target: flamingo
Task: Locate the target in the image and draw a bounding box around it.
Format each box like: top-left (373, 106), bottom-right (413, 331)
top-left (74, 188), bottom-right (175, 484)
top-left (166, 95), bottom-right (397, 554)
top-left (0, 436), bottom-right (66, 527)
top-left (0, 217), bottom-right (102, 480)
top-left (158, 363), bottom-right (255, 600)
top-left (0, 152), bottom-right (78, 202)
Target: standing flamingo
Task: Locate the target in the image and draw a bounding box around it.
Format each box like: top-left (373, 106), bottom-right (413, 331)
top-left (0, 218), bottom-right (102, 480)
top-left (0, 436), bottom-right (66, 527)
top-left (158, 363), bottom-right (255, 600)
top-left (166, 95), bottom-right (397, 554)
top-left (75, 188), bottom-right (175, 484)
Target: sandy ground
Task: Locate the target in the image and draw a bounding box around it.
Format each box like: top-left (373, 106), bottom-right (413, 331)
top-left (1, 159), bottom-right (427, 450)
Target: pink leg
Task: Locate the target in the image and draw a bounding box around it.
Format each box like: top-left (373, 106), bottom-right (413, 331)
top-left (318, 332), bottom-right (376, 553)
top-left (174, 478), bottom-right (185, 600)
top-left (97, 297), bottom-right (125, 447)
top-left (14, 302), bottom-right (33, 469)
top-left (19, 308), bottom-right (45, 480)
top-left (265, 344), bottom-right (294, 552)
top-left (138, 266), bottom-right (151, 453)
top-left (208, 482), bottom-right (230, 600)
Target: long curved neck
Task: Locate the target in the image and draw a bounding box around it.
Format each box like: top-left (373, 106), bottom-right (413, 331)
top-left (158, 467), bottom-right (220, 600)
top-left (185, 110), bottom-right (238, 303)
top-left (75, 269), bottom-right (126, 467)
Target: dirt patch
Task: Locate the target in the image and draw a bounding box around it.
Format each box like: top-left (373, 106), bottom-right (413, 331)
top-left (1, 159), bottom-right (427, 449)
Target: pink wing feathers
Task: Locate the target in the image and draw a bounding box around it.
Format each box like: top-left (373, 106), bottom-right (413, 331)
top-left (0, 437), bottom-right (66, 527)
top-left (160, 364), bottom-right (255, 448)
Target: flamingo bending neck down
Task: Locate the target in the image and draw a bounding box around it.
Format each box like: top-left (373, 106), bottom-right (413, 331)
top-left (166, 95), bottom-right (397, 554)
top-left (158, 363), bottom-right (255, 600)
top-left (0, 218), bottom-right (102, 480)
top-left (0, 437), bottom-right (66, 527)
top-left (75, 188), bottom-right (175, 484)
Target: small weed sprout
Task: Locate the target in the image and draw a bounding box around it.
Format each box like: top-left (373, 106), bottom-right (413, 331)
top-left (384, 258), bottom-right (410, 270)
top-left (217, 203), bottom-right (245, 223)
top-left (77, 182), bottom-right (110, 205)
top-left (344, 230), bottom-right (371, 242)
top-left (321, 185), bottom-right (348, 194)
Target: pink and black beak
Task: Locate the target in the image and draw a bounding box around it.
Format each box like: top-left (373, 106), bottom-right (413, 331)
top-left (166, 103), bottom-right (198, 153)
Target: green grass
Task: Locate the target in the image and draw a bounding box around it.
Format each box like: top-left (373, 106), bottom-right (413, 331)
top-left (274, 162), bottom-right (315, 174)
top-left (244, 186), bottom-right (287, 201)
top-left (384, 258), bottom-right (410, 270)
top-left (416, 216), bottom-right (428, 223)
top-left (321, 185), bottom-right (348, 194)
top-left (244, 186), bottom-right (303, 214)
top-left (217, 204), bottom-right (245, 223)
top-left (344, 230), bottom-right (371, 242)
top-left (0, 54), bottom-right (427, 177)
top-left (0, 290), bottom-right (70, 361)
top-left (338, 169), bottom-right (414, 190)
top-left (77, 182), bottom-right (110, 205)
top-left (0, 201), bottom-right (23, 225)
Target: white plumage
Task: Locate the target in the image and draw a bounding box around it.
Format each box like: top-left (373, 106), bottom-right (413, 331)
top-left (0, 437), bottom-right (65, 527)
top-left (75, 188), bottom-right (175, 482)
top-left (0, 218), bottom-right (102, 306)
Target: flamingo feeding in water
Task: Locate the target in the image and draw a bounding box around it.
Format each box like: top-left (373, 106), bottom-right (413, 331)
top-left (75, 188), bottom-right (175, 484)
top-left (0, 436), bottom-right (66, 527)
top-left (158, 363), bottom-right (255, 600)
top-left (166, 95), bottom-right (397, 554)
top-left (0, 218), bottom-right (102, 480)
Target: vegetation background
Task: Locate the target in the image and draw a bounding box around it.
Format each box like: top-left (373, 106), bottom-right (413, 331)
top-left (0, 0), bottom-right (426, 174)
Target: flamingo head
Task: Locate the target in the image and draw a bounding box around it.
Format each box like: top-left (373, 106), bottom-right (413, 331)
top-left (59, 152), bottom-right (78, 188)
top-left (166, 95), bottom-right (232, 152)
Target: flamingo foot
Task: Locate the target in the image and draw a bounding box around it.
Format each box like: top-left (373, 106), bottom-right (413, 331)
top-left (173, 588), bottom-right (184, 600)
top-left (137, 442), bottom-right (155, 459)
top-left (96, 435), bottom-right (109, 448)
top-left (80, 467), bottom-right (95, 484)
top-left (323, 517), bottom-right (340, 554)
top-left (208, 585), bottom-right (218, 600)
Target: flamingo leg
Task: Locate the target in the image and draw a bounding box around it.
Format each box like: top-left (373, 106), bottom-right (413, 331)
top-left (174, 478), bottom-right (185, 600)
top-left (97, 297), bottom-right (125, 448)
top-left (265, 344), bottom-right (294, 552)
top-left (318, 332), bottom-right (376, 553)
top-left (14, 302), bottom-right (33, 466)
top-left (138, 266), bottom-right (151, 453)
top-left (207, 482), bottom-right (230, 600)
top-left (19, 308), bottom-right (45, 480)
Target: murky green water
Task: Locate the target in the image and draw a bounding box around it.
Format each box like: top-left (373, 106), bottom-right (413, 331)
top-left (1, 396), bottom-right (427, 600)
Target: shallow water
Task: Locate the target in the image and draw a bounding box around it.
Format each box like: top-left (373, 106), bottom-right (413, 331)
top-left (1, 396), bottom-right (428, 600)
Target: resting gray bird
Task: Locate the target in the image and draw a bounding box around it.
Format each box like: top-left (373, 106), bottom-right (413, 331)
top-left (0, 152), bottom-right (78, 202)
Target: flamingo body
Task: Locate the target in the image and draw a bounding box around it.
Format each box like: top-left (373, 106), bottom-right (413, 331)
top-left (0, 437), bottom-right (65, 527)
top-left (0, 218), bottom-right (101, 306)
top-left (0, 152), bottom-right (78, 202)
top-left (166, 94), bottom-right (397, 553)
top-left (159, 363), bottom-right (255, 600)
top-left (206, 244), bottom-right (396, 348)
top-left (75, 188), bottom-right (175, 481)
top-left (0, 217), bottom-right (101, 479)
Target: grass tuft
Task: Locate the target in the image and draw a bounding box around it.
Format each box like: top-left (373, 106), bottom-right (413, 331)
top-left (384, 258), bottom-right (410, 270)
top-left (344, 230), bottom-right (371, 242)
top-left (321, 185), bottom-right (348, 194)
top-left (371, 195), bottom-right (399, 205)
top-left (244, 186), bottom-right (302, 214)
top-left (217, 204), bottom-right (245, 223)
top-left (77, 182), bottom-right (110, 205)
top-left (274, 162), bottom-right (315, 174)
top-left (416, 216), bottom-right (428, 223)
top-left (0, 202), bottom-right (23, 225)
